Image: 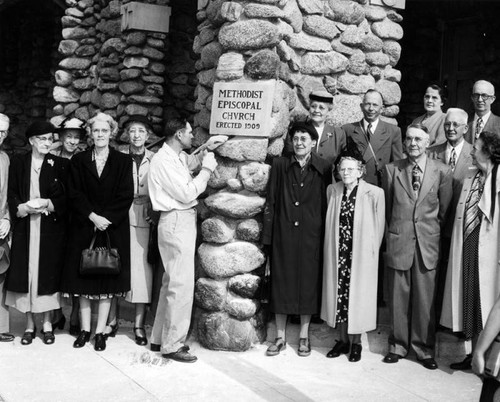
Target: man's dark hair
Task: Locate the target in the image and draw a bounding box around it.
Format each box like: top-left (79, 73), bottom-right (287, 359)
top-left (163, 118), bottom-right (188, 139)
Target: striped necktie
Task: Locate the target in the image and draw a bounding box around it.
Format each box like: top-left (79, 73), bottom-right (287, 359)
top-left (412, 164), bottom-right (421, 194)
top-left (463, 170), bottom-right (484, 240)
top-left (475, 117), bottom-right (483, 139)
top-left (449, 147), bottom-right (457, 171)
top-left (367, 123), bottom-right (373, 140)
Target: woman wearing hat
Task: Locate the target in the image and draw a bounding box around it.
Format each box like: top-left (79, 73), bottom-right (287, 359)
top-left (52, 117), bottom-right (85, 159)
top-left (308, 90), bottom-right (346, 168)
top-left (5, 121), bottom-right (69, 345)
top-left (50, 117), bottom-right (86, 335)
top-left (61, 112), bottom-right (133, 351)
top-left (262, 122), bottom-right (331, 357)
top-left (321, 149), bottom-right (385, 362)
top-left (105, 115), bottom-right (155, 345)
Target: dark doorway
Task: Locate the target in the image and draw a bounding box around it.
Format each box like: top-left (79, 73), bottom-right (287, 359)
top-left (397, 0), bottom-right (500, 128)
top-left (0, 0), bottom-right (63, 146)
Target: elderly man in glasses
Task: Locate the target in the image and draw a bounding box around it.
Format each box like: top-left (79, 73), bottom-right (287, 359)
top-left (465, 80), bottom-right (500, 144)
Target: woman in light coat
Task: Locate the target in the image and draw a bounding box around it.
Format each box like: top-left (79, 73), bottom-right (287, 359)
top-left (321, 155), bottom-right (385, 362)
top-left (105, 115), bottom-right (154, 345)
top-left (441, 130), bottom-right (500, 370)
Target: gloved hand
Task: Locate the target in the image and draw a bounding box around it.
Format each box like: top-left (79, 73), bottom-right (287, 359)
top-left (202, 152), bottom-right (218, 172)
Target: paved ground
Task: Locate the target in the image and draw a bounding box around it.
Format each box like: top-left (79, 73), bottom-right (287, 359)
top-left (0, 307), bottom-right (482, 402)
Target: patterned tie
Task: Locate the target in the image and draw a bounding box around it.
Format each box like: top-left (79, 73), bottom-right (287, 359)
top-left (412, 164), bottom-right (421, 194)
top-left (463, 170), bottom-right (484, 240)
top-left (475, 117), bottom-right (483, 139)
top-left (449, 147), bottom-right (457, 171)
top-left (367, 122), bottom-right (373, 140)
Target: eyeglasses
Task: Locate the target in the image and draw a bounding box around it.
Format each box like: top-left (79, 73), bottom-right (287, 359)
top-left (339, 168), bottom-right (359, 173)
top-left (443, 122), bottom-right (466, 129)
top-left (0, 130), bottom-right (7, 137)
top-left (33, 135), bottom-right (54, 143)
top-left (472, 93), bottom-right (495, 101)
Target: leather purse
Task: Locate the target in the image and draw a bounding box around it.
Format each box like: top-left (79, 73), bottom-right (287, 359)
top-left (80, 231), bottom-right (121, 276)
top-left (484, 334), bottom-right (500, 380)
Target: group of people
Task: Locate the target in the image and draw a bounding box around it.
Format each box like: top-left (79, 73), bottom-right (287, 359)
top-left (0, 111), bottom-right (223, 363)
top-left (263, 79), bottom-right (500, 396)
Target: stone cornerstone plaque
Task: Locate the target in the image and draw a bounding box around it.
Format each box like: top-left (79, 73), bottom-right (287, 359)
top-left (210, 81), bottom-right (275, 137)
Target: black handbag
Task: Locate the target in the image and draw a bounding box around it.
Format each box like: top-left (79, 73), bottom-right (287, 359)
top-left (80, 230), bottom-right (121, 276)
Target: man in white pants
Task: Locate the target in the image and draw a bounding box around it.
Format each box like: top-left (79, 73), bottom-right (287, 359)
top-left (0, 113), bottom-right (13, 342)
top-left (148, 118), bottom-right (220, 362)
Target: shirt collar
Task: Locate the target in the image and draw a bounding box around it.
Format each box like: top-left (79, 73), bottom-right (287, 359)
top-left (475, 111), bottom-right (491, 124)
top-left (363, 119), bottom-right (379, 133)
top-left (446, 139), bottom-right (465, 155)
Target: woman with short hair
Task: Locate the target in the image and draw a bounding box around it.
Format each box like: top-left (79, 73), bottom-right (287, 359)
top-left (411, 84), bottom-right (447, 146)
top-left (61, 112), bottom-right (133, 352)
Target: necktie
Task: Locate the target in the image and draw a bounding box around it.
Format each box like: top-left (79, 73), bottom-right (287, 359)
top-left (449, 147), bottom-right (457, 171)
top-left (412, 164), bottom-right (421, 193)
top-left (463, 170), bottom-right (484, 240)
top-left (476, 117), bottom-right (483, 139)
top-left (367, 123), bottom-right (373, 140)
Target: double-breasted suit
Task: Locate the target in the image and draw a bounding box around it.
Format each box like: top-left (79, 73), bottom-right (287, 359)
top-left (343, 120), bottom-right (403, 187)
top-left (464, 113), bottom-right (500, 144)
top-left (382, 157), bottom-right (452, 358)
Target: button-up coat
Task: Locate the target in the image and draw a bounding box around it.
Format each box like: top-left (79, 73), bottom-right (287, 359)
top-left (262, 153), bottom-right (331, 314)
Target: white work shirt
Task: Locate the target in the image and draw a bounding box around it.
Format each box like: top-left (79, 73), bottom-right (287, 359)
top-left (148, 143), bottom-right (207, 212)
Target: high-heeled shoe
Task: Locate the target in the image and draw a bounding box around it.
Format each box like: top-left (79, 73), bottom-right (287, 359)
top-left (73, 330), bottom-right (91, 348)
top-left (21, 328), bottom-right (36, 345)
top-left (41, 330), bottom-right (55, 345)
top-left (104, 323), bottom-right (118, 340)
top-left (134, 327), bottom-right (148, 346)
top-left (52, 315), bottom-right (66, 332)
top-left (94, 333), bottom-right (106, 351)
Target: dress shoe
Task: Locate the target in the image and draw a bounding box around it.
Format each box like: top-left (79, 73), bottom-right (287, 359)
top-left (450, 354), bottom-right (472, 370)
top-left (383, 352), bottom-right (401, 363)
top-left (51, 315), bottom-right (66, 332)
top-left (326, 340), bottom-right (350, 358)
top-left (103, 323), bottom-right (118, 340)
top-left (69, 324), bottom-right (81, 336)
top-left (266, 337), bottom-right (287, 356)
top-left (134, 327), bottom-right (147, 346)
top-left (73, 330), bottom-right (91, 348)
top-left (41, 330), bottom-right (55, 345)
top-left (0, 333), bottom-right (14, 342)
top-left (94, 333), bottom-right (106, 351)
top-left (150, 343), bottom-right (161, 352)
top-left (162, 346), bottom-right (197, 363)
top-left (297, 338), bottom-right (311, 357)
top-left (418, 357), bottom-right (438, 370)
top-left (349, 343), bottom-right (362, 362)
top-left (21, 329), bottom-right (36, 345)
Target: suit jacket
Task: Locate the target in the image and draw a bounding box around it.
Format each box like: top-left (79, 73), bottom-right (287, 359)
top-left (343, 120), bottom-right (403, 186)
top-left (315, 124), bottom-right (346, 168)
top-left (465, 112), bottom-right (500, 144)
top-left (427, 140), bottom-right (474, 237)
top-left (382, 157), bottom-right (452, 271)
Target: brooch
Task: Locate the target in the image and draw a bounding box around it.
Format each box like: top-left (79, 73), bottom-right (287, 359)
top-left (47, 159), bottom-right (54, 167)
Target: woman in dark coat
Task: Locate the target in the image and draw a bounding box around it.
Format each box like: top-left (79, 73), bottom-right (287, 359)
top-left (262, 122), bottom-right (331, 357)
top-left (61, 113), bottom-right (133, 352)
top-left (6, 121), bottom-right (69, 345)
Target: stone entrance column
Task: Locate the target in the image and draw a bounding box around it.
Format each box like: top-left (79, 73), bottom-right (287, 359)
top-left (193, 0), bottom-right (404, 351)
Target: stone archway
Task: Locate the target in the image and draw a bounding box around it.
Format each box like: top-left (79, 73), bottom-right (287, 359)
top-left (0, 0), bottom-right (64, 152)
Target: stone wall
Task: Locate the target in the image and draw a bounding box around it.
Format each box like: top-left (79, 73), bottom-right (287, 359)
top-left (52, 0), bottom-right (174, 146)
top-left (192, 0), bottom-right (403, 351)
